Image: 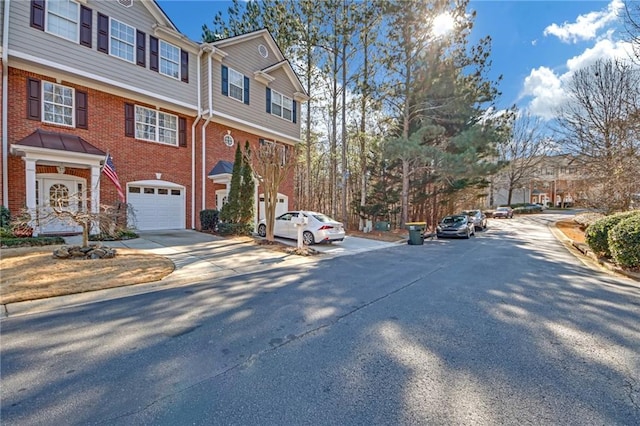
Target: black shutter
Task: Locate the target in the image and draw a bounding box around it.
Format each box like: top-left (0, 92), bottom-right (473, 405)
top-left (221, 65), bottom-right (228, 95)
top-left (179, 117), bottom-right (187, 147)
top-left (180, 50), bottom-right (189, 83)
top-left (79, 6), bottom-right (92, 48)
top-left (266, 88), bottom-right (271, 113)
top-left (27, 78), bottom-right (41, 121)
top-left (136, 30), bottom-right (146, 67)
top-left (76, 90), bottom-right (88, 129)
top-left (243, 76), bottom-right (250, 104)
top-left (124, 103), bottom-right (135, 137)
top-left (97, 13), bottom-right (109, 54)
top-left (30, 0), bottom-right (45, 31)
top-left (150, 36), bottom-right (159, 72)
top-left (293, 100), bottom-right (297, 123)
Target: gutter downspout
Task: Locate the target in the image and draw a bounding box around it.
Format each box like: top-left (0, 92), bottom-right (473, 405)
top-left (2, 0), bottom-right (11, 206)
top-left (201, 48), bottom-right (213, 212)
top-left (191, 48), bottom-right (204, 229)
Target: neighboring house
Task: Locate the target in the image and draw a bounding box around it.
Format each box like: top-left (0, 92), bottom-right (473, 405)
top-left (0, 0), bottom-right (307, 234)
top-left (490, 154), bottom-right (584, 207)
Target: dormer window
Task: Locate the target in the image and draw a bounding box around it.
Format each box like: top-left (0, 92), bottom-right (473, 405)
top-left (271, 90), bottom-right (293, 121)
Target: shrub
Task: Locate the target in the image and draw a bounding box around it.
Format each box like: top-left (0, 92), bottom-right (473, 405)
top-left (200, 209), bottom-right (219, 231)
top-left (0, 206), bottom-right (11, 229)
top-left (608, 215), bottom-right (640, 269)
top-left (89, 228), bottom-right (138, 241)
top-left (217, 222), bottom-right (253, 236)
top-left (0, 235), bottom-right (65, 247)
top-left (585, 211), bottom-right (640, 257)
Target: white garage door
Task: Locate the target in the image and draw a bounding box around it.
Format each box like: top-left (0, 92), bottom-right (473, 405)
top-left (127, 182), bottom-right (185, 231)
top-left (259, 193), bottom-right (288, 220)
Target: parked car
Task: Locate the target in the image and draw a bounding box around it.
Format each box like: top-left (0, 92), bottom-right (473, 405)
top-left (493, 206), bottom-right (514, 219)
top-left (436, 214), bottom-right (476, 239)
top-left (257, 211), bottom-right (345, 245)
top-left (461, 209), bottom-right (487, 230)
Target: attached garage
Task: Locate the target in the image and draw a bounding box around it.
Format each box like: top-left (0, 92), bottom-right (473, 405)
top-left (127, 180), bottom-right (185, 231)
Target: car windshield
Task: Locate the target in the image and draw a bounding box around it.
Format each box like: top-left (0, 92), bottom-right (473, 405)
top-left (497, 207), bottom-right (508, 211)
top-left (442, 215), bottom-right (465, 225)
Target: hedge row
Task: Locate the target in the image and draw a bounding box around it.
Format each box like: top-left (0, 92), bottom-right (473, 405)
top-left (585, 210), bottom-right (640, 268)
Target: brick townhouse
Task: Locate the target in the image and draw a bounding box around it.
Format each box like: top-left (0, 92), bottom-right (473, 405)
top-left (0, 0), bottom-right (307, 234)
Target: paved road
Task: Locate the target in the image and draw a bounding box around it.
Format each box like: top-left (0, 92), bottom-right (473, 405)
top-left (2, 213), bottom-right (639, 425)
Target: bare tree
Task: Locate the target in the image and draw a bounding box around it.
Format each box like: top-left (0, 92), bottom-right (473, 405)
top-left (555, 58), bottom-right (640, 212)
top-left (496, 111), bottom-right (552, 205)
top-left (624, 1), bottom-right (640, 63)
top-left (13, 193), bottom-right (124, 248)
top-left (246, 141), bottom-right (297, 241)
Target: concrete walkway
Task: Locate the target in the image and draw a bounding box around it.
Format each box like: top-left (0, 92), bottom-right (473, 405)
top-left (2, 230), bottom-right (401, 318)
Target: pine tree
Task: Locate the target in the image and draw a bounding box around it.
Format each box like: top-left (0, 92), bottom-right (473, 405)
top-left (239, 141), bottom-right (255, 224)
top-left (220, 143), bottom-right (243, 224)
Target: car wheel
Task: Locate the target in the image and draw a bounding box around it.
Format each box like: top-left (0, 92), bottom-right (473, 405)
top-left (303, 231), bottom-right (315, 245)
top-left (257, 224), bottom-right (266, 237)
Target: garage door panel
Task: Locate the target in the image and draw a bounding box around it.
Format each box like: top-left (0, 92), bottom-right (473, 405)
top-left (128, 185), bottom-right (185, 231)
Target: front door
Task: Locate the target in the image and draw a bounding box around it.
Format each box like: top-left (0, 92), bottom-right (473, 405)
top-left (38, 176), bottom-right (85, 234)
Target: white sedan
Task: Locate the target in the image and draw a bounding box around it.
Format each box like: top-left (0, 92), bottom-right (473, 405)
top-left (257, 211), bottom-right (345, 245)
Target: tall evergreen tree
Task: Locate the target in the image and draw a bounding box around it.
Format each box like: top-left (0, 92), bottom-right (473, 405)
top-left (219, 143), bottom-right (244, 224)
top-left (239, 141), bottom-right (255, 224)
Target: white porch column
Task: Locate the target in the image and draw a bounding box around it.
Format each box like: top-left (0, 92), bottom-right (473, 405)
top-left (253, 181), bottom-right (259, 232)
top-left (23, 158), bottom-right (37, 233)
top-left (91, 165), bottom-right (100, 214)
top-left (23, 158), bottom-right (37, 210)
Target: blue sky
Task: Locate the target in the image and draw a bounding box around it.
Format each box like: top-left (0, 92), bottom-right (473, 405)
top-left (156, 0), bottom-right (632, 119)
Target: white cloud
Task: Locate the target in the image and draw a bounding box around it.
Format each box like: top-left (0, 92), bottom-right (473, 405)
top-left (543, 0), bottom-right (624, 43)
top-left (565, 38), bottom-right (633, 70)
top-left (520, 38), bottom-right (635, 120)
top-left (520, 67), bottom-right (566, 119)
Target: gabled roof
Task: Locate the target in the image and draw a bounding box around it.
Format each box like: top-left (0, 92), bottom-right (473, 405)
top-left (212, 29), bottom-right (308, 98)
top-left (14, 129), bottom-right (105, 156)
top-left (212, 29), bottom-right (285, 62)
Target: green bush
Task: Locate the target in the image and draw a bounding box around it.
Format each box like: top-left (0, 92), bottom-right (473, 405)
top-left (0, 206), bottom-right (11, 229)
top-left (0, 236), bottom-right (65, 247)
top-left (217, 222), bottom-right (253, 236)
top-left (89, 229), bottom-right (138, 241)
top-left (200, 209), bottom-right (219, 231)
top-left (608, 215), bottom-right (640, 269)
top-left (585, 211), bottom-right (640, 257)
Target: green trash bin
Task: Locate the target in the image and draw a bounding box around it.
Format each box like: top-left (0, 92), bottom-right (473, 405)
top-left (407, 223), bottom-right (425, 245)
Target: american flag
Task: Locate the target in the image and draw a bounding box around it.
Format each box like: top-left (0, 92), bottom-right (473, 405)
top-left (103, 153), bottom-right (125, 203)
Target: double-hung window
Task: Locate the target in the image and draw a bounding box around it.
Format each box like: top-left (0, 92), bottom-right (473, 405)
top-left (271, 90), bottom-right (293, 121)
top-left (160, 40), bottom-right (180, 79)
top-left (135, 106), bottom-right (178, 146)
top-left (228, 68), bottom-right (244, 102)
top-left (43, 82), bottom-right (74, 127)
top-left (46, 0), bottom-right (79, 42)
top-left (110, 18), bottom-right (135, 63)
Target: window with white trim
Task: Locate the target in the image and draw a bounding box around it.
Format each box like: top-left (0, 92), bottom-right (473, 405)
top-left (135, 106), bottom-right (178, 146)
top-left (43, 82), bottom-right (74, 127)
top-left (110, 18), bottom-right (135, 62)
top-left (46, 0), bottom-right (79, 42)
top-left (160, 40), bottom-right (180, 79)
top-left (271, 90), bottom-right (293, 121)
top-left (228, 68), bottom-right (244, 102)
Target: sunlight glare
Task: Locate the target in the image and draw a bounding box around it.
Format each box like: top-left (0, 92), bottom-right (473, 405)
top-left (432, 12), bottom-right (455, 37)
